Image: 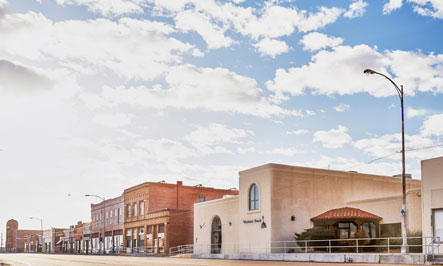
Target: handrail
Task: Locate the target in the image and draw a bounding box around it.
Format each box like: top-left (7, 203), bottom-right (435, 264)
top-left (170, 236), bottom-right (440, 256)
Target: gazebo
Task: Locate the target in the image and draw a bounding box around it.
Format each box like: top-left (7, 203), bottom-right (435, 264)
top-left (311, 207), bottom-right (382, 239)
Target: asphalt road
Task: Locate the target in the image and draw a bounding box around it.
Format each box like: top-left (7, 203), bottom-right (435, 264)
top-left (0, 254), bottom-right (423, 266)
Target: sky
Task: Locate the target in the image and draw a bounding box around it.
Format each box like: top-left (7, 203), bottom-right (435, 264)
top-left (1, 0), bottom-right (443, 239)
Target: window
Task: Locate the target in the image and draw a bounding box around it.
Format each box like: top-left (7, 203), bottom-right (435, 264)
top-left (126, 204), bottom-right (130, 218)
top-left (134, 203), bottom-right (138, 216)
top-left (198, 196), bottom-right (205, 203)
top-left (433, 209), bottom-right (443, 239)
top-left (140, 201), bottom-right (144, 215)
top-left (249, 183), bottom-right (259, 210)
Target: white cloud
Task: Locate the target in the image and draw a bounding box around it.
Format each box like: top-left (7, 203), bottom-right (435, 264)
top-left (300, 155), bottom-right (403, 177)
top-left (354, 133), bottom-right (443, 159)
top-left (0, 0), bottom-right (6, 18)
top-left (411, 0), bottom-right (443, 19)
top-left (406, 106), bottom-right (428, 118)
top-left (55, 0), bottom-right (145, 17)
top-left (237, 147), bottom-right (255, 154)
top-left (270, 147), bottom-right (301, 156)
top-left (287, 129), bottom-right (310, 135)
top-left (0, 12), bottom-right (195, 80)
top-left (136, 138), bottom-right (196, 161)
top-left (383, 0), bottom-right (443, 19)
top-left (313, 125), bottom-right (352, 148)
top-left (94, 65), bottom-right (303, 118)
top-left (383, 0), bottom-right (403, 14)
top-left (93, 112), bottom-right (134, 128)
top-left (175, 10), bottom-right (235, 49)
top-left (148, 0), bottom-right (344, 45)
top-left (184, 123), bottom-right (253, 155)
top-left (0, 59), bottom-right (54, 95)
top-left (344, 0), bottom-right (368, 18)
top-left (253, 38), bottom-right (289, 58)
top-left (299, 32), bottom-right (343, 52)
top-left (334, 104), bottom-right (351, 112)
top-left (266, 44), bottom-right (443, 101)
top-left (421, 113), bottom-right (443, 136)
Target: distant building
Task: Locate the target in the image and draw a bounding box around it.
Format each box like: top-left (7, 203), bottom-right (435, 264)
top-left (43, 228), bottom-right (66, 253)
top-left (5, 219), bottom-right (41, 253)
top-left (74, 221), bottom-right (83, 253)
top-left (90, 195), bottom-right (124, 253)
top-left (123, 181), bottom-right (238, 253)
top-left (194, 164), bottom-right (422, 254)
top-left (82, 222), bottom-right (92, 254)
top-left (421, 156), bottom-right (443, 253)
top-left (24, 233), bottom-right (42, 253)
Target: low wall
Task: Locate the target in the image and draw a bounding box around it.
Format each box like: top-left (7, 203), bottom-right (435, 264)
top-left (192, 253), bottom-right (426, 265)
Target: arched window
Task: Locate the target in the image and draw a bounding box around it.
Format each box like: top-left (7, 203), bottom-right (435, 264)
top-left (249, 183), bottom-right (259, 210)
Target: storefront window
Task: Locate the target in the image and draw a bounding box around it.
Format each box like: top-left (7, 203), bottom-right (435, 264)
top-left (434, 209), bottom-right (443, 239)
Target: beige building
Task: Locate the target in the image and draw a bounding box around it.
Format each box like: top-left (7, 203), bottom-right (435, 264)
top-left (421, 156), bottom-right (443, 253)
top-left (194, 163), bottom-right (422, 254)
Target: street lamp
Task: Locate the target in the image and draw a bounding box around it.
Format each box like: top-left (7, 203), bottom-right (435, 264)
top-left (29, 217), bottom-right (43, 231)
top-left (363, 68), bottom-right (408, 253)
top-left (29, 217), bottom-right (43, 252)
top-left (85, 194), bottom-right (106, 254)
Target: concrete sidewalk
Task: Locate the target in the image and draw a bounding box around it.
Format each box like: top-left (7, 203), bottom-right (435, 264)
top-left (193, 253), bottom-right (429, 264)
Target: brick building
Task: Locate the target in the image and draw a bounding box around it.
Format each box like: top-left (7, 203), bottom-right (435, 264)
top-left (123, 181), bottom-right (238, 253)
top-left (90, 195), bottom-right (124, 253)
top-left (74, 221), bottom-right (83, 253)
top-left (43, 228), bottom-right (66, 253)
top-left (24, 233), bottom-right (42, 252)
top-left (5, 219), bottom-right (42, 253)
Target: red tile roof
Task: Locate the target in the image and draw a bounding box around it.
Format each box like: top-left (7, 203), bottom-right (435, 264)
top-left (311, 207), bottom-right (382, 221)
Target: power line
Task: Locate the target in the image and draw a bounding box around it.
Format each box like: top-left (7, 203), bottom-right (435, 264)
top-left (335, 142), bottom-right (443, 173)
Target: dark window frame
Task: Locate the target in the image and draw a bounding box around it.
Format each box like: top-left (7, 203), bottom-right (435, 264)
top-left (249, 183), bottom-right (259, 211)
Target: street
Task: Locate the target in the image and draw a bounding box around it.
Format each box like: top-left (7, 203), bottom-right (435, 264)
top-left (0, 254), bottom-right (425, 266)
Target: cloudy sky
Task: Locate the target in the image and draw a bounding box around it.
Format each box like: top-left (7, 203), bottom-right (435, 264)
top-left (1, 0), bottom-right (443, 235)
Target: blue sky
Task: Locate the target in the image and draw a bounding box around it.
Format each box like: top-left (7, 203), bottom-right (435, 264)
top-left (0, 0), bottom-right (443, 234)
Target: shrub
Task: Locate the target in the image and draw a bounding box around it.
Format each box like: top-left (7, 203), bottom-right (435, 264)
top-left (295, 227), bottom-right (336, 252)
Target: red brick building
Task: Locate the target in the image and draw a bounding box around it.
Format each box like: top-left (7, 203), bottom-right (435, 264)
top-left (5, 219), bottom-right (42, 253)
top-left (90, 195), bottom-right (124, 253)
top-left (123, 181), bottom-right (238, 253)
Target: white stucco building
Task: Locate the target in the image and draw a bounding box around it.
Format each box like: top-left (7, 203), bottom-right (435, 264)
top-left (194, 163), bottom-right (422, 254)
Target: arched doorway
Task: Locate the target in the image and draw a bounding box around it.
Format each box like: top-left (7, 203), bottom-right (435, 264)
top-left (211, 216), bottom-right (222, 254)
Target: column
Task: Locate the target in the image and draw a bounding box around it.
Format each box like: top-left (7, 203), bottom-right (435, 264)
top-left (164, 222), bottom-right (169, 254)
top-left (155, 224), bottom-right (159, 253)
top-left (143, 225), bottom-right (147, 248)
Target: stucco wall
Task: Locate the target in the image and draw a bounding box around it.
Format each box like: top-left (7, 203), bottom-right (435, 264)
top-left (194, 195), bottom-right (239, 253)
top-left (239, 166), bottom-right (272, 253)
top-left (267, 164), bottom-right (421, 243)
top-left (421, 156), bottom-right (443, 253)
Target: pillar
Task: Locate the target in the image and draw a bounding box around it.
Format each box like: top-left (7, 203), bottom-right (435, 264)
top-left (155, 224), bottom-right (159, 253)
top-left (143, 225), bottom-right (147, 248)
top-left (164, 222), bottom-right (169, 254)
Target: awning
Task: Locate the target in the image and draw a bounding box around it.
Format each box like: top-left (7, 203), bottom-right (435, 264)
top-left (311, 207), bottom-right (382, 221)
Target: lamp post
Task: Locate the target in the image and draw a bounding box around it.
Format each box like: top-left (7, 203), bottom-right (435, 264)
top-left (86, 194), bottom-right (106, 254)
top-left (363, 68), bottom-right (408, 253)
top-left (29, 217), bottom-right (43, 253)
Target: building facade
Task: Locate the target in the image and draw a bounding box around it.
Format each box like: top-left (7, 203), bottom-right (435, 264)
top-left (90, 195), bottom-right (124, 253)
top-left (194, 163), bottom-right (422, 253)
top-left (422, 156), bottom-right (443, 253)
top-left (5, 219), bottom-right (42, 253)
top-left (123, 181), bottom-right (238, 253)
top-left (42, 228), bottom-right (66, 253)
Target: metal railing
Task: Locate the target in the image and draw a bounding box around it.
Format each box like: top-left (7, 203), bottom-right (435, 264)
top-left (170, 236), bottom-right (441, 257)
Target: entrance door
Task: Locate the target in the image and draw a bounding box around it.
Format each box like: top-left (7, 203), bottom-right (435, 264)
top-left (211, 216), bottom-right (222, 254)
